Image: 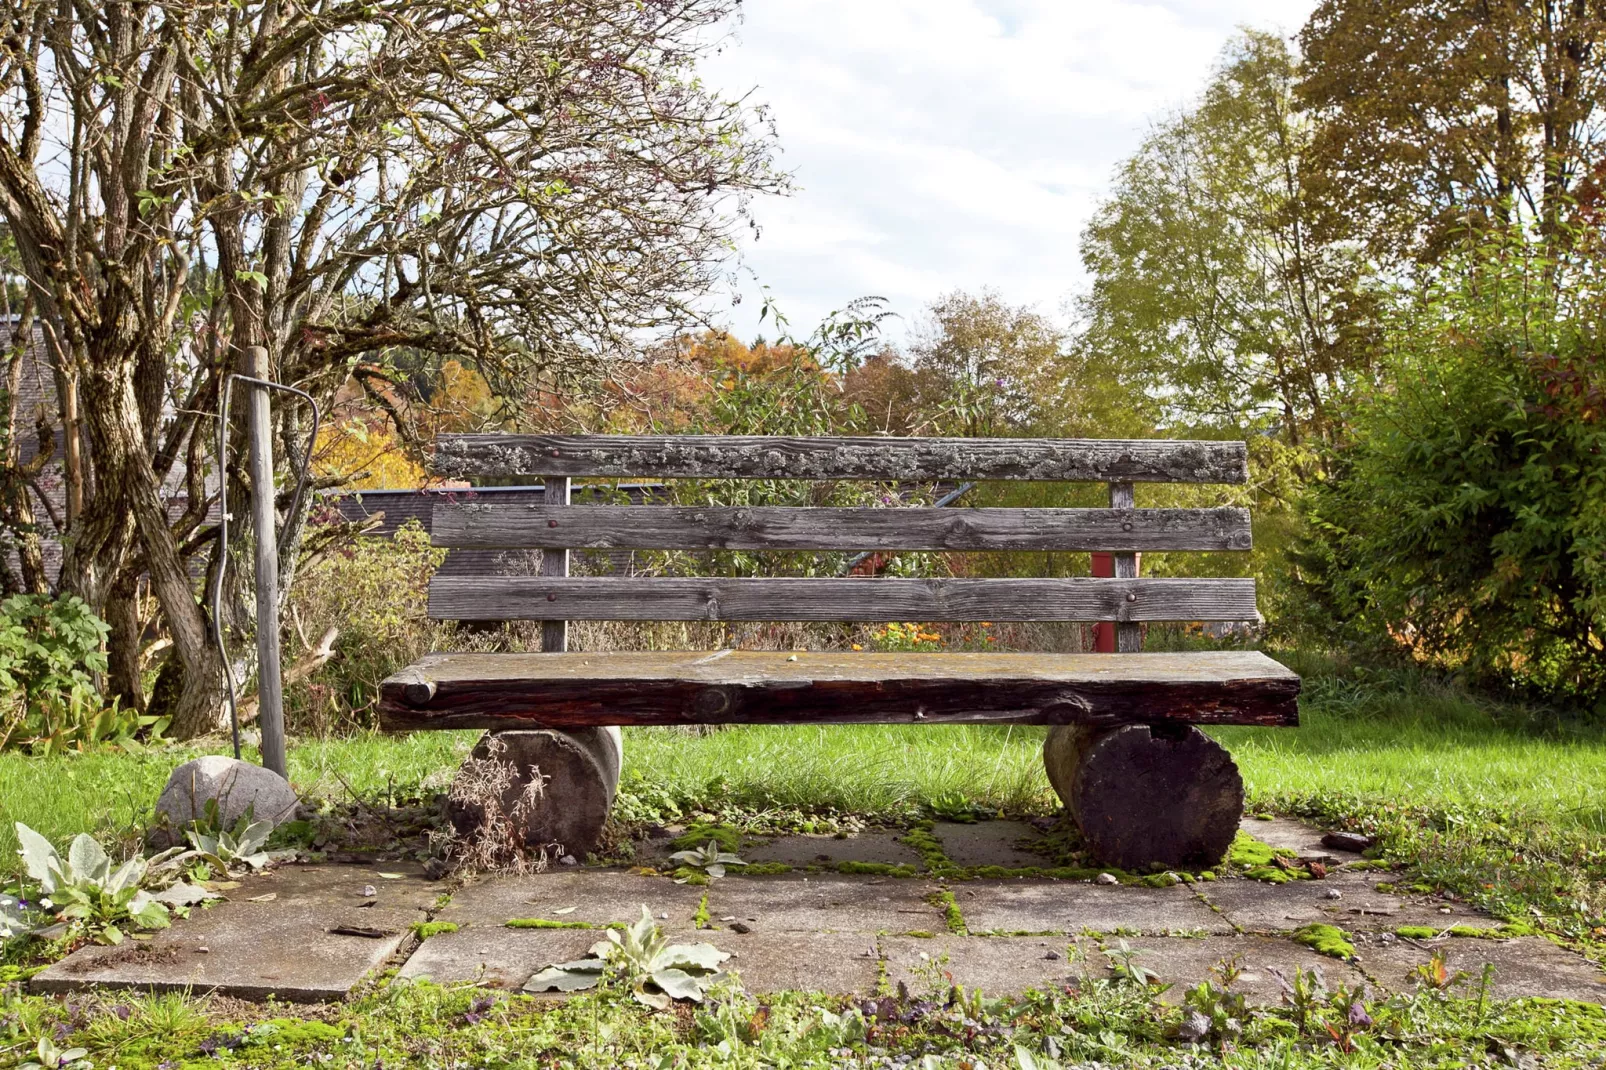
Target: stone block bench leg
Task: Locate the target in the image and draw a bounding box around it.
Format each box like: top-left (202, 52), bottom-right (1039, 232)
top-left (1043, 724), bottom-right (1243, 872)
top-left (447, 727), bottom-right (623, 860)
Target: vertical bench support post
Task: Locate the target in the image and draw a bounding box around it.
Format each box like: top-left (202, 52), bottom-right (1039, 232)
top-left (541, 476), bottom-right (570, 653)
top-left (1109, 481), bottom-right (1142, 653)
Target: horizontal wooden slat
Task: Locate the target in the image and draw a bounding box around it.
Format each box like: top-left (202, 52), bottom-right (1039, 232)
top-left (431, 504), bottom-right (1254, 553)
top-left (427, 576), bottom-right (1259, 622)
top-left (379, 650), bottom-right (1300, 730)
top-left (432, 434), bottom-right (1249, 484)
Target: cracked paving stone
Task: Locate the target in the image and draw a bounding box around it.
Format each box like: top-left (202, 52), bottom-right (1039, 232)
top-left (743, 832), bottom-right (921, 869)
top-left (705, 876), bottom-right (946, 933)
top-left (32, 864), bottom-right (444, 1002)
top-left (932, 821), bottom-right (1049, 870)
top-left (435, 870), bottom-right (708, 930)
top-left (1198, 871), bottom-right (1501, 933)
top-left (1359, 935), bottom-right (1606, 1003)
top-left (956, 879), bottom-right (1234, 935)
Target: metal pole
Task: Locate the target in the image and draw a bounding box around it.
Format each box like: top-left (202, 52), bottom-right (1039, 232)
top-left (243, 345), bottom-right (287, 778)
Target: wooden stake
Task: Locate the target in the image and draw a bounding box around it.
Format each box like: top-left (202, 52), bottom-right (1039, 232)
top-left (244, 346), bottom-right (287, 778)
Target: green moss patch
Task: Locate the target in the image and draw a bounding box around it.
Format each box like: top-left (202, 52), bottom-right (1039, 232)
top-left (1244, 865), bottom-right (1307, 884)
top-left (835, 860), bottom-right (919, 877)
top-left (732, 861), bottom-right (793, 875)
top-left (668, 824), bottom-right (742, 853)
top-left (1395, 925), bottom-right (1439, 939)
top-left (409, 921), bottom-right (459, 939)
top-left (928, 889), bottom-right (967, 934)
top-left (1228, 831), bottom-right (1293, 869)
top-left (1293, 923), bottom-right (1356, 961)
top-left (898, 822), bottom-right (958, 875)
top-left (505, 918), bottom-right (622, 931)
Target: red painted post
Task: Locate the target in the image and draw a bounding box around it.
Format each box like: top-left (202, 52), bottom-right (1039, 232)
top-left (1092, 553), bottom-right (1115, 652)
top-left (1092, 550), bottom-right (1141, 653)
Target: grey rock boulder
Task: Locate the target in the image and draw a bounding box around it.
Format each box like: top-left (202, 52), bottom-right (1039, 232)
top-left (150, 755), bottom-right (299, 847)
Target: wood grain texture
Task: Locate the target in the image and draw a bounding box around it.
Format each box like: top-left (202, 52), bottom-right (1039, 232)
top-left (433, 434), bottom-right (1250, 484)
top-left (431, 503), bottom-right (1254, 553)
top-left (379, 650), bottom-right (1301, 730)
top-left (427, 576), bottom-right (1259, 623)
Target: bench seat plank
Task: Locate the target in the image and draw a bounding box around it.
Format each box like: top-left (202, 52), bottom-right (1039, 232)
top-left (434, 434), bottom-right (1249, 484)
top-left (427, 576), bottom-right (1259, 622)
top-left (432, 504), bottom-right (1254, 552)
top-left (380, 650), bottom-right (1299, 730)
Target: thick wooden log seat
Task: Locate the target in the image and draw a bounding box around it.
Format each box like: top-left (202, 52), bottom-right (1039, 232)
top-left (383, 650), bottom-right (1298, 730)
top-left (380, 433), bottom-right (1300, 868)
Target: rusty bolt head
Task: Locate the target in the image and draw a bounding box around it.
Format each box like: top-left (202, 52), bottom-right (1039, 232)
top-left (548, 519), bottom-right (559, 527)
top-left (547, 593), bottom-right (557, 602)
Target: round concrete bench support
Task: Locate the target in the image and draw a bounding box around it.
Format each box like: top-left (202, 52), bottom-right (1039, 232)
top-left (447, 726), bottom-right (622, 859)
top-left (1043, 723), bottom-right (1242, 871)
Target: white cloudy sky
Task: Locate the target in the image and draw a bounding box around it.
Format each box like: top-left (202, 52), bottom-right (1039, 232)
top-left (699, 0), bottom-right (1314, 344)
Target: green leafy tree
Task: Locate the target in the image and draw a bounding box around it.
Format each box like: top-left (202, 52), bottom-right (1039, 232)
top-left (1076, 31), bottom-right (1371, 449)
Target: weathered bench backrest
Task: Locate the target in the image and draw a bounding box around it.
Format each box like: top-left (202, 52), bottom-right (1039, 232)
top-left (425, 434), bottom-right (1255, 652)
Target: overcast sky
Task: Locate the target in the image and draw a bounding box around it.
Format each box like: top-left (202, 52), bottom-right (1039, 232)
top-left (699, 0), bottom-right (1314, 345)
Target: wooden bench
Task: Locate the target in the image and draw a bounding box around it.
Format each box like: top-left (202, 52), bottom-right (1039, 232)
top-left (380, 434), bottom-right (1300, 870)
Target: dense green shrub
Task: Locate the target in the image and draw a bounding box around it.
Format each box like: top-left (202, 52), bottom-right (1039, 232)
top-left (0, 594), bottom-right (150, 752)
top-left (1296, 239), bottom-right (1606, 705)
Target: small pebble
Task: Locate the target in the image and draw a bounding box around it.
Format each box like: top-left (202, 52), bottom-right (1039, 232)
top-left (559, 854), bottom-right (579, 866)
top-left (1043, 950), bottom-right (1060, 960)
top-left (1095, 872), bottom-right (1119, 886)
top-left (361, 885), bottom-right (377, 897)
top-left (731, 921), bottom-right (753, 934)
top-left (1325, 889), bottom-right (1343, 900)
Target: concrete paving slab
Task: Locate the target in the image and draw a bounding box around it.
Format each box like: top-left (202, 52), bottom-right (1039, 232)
top-left (881, 934), bottom-right (1075, 997)
top-left (1127, 935), bottom-right (1368, 1004)
top-left (745, 832), bottom-right (921, 869)
top-left (1357, 935), bottom-right (1606, 1004)
top-left (720, 931), bottom-right (883, 994)
top-left (434, 870), bottom-right (708, 931)
top-left (1198, 872), bottom-right (1499, 933)
top-left (398, 925), bottom-right (599, 989)
top-left (706, 876), bottom-right (945, 933)
top-left (32, 864), bottom-right (443, 1002)
top-left (955, 880), bottom-right (1234, 935)
top-left (883, 931), bottom-right (1365, 1005)
top-left (933, 822), bottom-right (1048, 869)
top-left (1239, 816), bottom-right (1344, 857)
